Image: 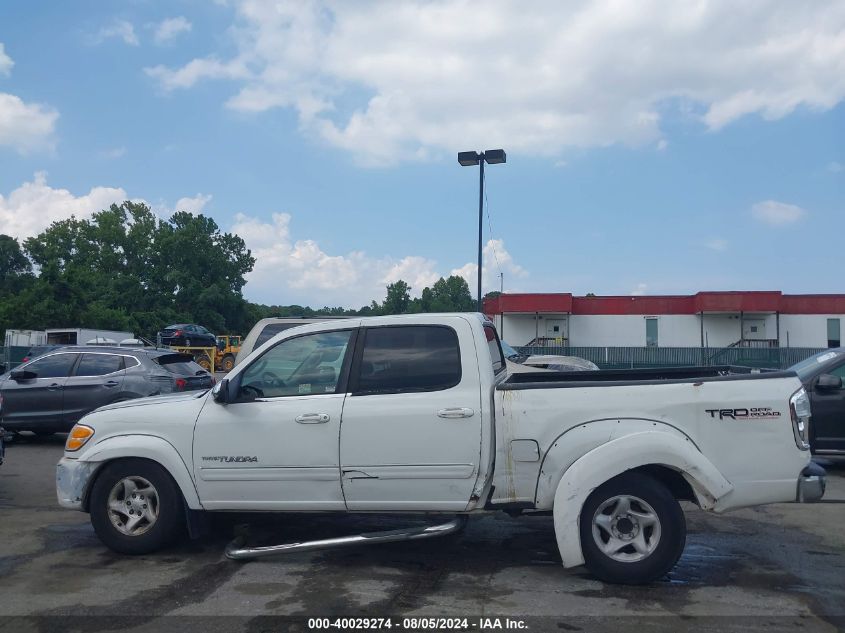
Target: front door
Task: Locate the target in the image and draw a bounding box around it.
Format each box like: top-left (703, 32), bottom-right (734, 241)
top-left (545, 319), bottom-right (567, 344)
top-left (743, 319), bottom-right (766, 340)
top-left (810, 363), bottom-right (845, 452)
top-left (340, 319), bottom-right (483, 511)
top-left (193, 328), bottom-right (356, 510)
top-left (0, 352), bottom-right (79, 431)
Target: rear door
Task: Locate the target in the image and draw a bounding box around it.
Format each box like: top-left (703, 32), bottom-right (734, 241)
top-left (809, 362), bottom-right (845, 452)
top-left (62, 353), bottom-right (126, 424)
top-left (339, 318), bottom-right (483, 511)
top-left (0, 353), bottom-right (79, 430)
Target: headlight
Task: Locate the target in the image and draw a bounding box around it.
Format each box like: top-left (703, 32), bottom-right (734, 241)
top-left (789, 387), bottom-right (811, 450)
top-left (65, 424), bottom-right (95, 452)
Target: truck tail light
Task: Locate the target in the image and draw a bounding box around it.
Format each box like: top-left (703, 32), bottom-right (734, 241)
top-left (789, 387), bottom-right (811, 451)
top-left (66, 424), bottom-right (95, 452)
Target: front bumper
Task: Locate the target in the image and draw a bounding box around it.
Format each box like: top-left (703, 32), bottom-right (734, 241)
top-left (56, 457), bottom-right (98, 510)
top-left (796, 462), bottom-right (826, 503)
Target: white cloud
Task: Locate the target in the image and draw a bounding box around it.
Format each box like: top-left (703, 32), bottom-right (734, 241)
top-left (751, 200), bottom-right (806, 226)
top-left (0, 172), bottom-right (127, 240)
top-left (0, 93), bottom-right (59, 153)
top-left (153, 17), bottom-right (192, 44)
top-left (145, 57), bottom-right (250, 91)
top-left (631, 283), bottom-right (648, 296)
top-left (704, 237), bottom-right (728, 251)
top-left (174, 193), bottom-right (212, 214)
top-left (145, 1), bottom-right (845, 165)
top-left (231, 213), bottom-right (527, 306)
top-left (99, 146), bottom-right (126, 159)
top-left (0, 43), bottom-right (13, 77)
top-left (95, 19), bottom-right (139, 46)
top-left (449, 238), bottom-right (528, 297)
top-left (828, 161), bottom-right (844, 173)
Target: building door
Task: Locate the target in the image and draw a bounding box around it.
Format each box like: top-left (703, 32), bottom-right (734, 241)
top-left (742, 319), bottom-right (766, 340)
top-left (545, 319), bottom-right (567, 344)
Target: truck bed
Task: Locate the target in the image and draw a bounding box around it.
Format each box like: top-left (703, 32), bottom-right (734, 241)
top-left (500, 365), bottom-right (792, 389)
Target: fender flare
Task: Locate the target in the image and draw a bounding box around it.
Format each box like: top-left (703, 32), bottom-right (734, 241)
top-left (552, 431), bottom-right (733, 568)
top-left (81, 434), bottom-right (203, 510)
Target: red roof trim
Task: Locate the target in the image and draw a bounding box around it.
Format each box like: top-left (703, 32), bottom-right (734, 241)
top-left (483, 292), bottom-right (845, 316)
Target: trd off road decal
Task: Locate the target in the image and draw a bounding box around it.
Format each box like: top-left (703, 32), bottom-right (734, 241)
top-left (201, 456), bottom-right (259, 463)
top-left (704, 407), bottom-right (782, 420)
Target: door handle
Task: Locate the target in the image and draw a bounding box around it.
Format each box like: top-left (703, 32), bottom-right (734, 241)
top-left (295, 413), bottom-right (330, 424)
top-left (437, 407), bottom-right (474, 419)
top-left (103, 381), bottom-right (119, 388)
top-left (47, 383), bottom-right (63, 391)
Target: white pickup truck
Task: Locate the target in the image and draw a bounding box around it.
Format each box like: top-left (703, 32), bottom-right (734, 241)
top-left (56, 313), bottom-right (825, 584)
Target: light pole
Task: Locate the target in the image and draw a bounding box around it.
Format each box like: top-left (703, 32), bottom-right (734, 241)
top-left (458, 149), bottom-right (506, 311)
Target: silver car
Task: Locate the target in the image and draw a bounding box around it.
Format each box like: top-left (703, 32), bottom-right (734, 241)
top-left (0, 346), bottom-right (213, 435)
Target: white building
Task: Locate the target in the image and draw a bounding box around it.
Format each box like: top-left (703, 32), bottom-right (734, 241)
top-left (483, 292), bottom-right (845, 349)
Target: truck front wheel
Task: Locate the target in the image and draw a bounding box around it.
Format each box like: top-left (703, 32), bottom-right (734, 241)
top-left (579, 471), bottom-right (685, 584)
top-left (89, 459), bottom-right (184, 555)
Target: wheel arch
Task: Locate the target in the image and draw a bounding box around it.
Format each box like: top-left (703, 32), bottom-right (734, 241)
top-left (550, 430), bottom-right (733, 568)
top-left (79, 435), bottom-right (202, 511)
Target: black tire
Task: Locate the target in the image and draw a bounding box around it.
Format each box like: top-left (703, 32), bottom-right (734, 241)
top-left (89, 458), bottom-right (185, 555)
top-left (185, 338), bottom-right (192, 347)
top-left (579, 471), bottom-right (685, 585)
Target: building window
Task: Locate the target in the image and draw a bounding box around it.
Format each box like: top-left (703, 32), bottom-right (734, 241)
top-left (645, 317), bottom-right (658, 348)
top-left (828, 318), bottom-right (841, 348)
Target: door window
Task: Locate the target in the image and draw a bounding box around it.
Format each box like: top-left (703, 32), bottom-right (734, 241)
top-left (830, 364), bottom-right (845, 388)
top-left (353, 326), bottom-right (461, 395)
top-left (256, 323), bottom-right (303, 347)
top-left (24, 353), bottom-right (78, 378)
top-left (75, 354), bottom-right (123, 377)
top-left (239, 330), bottom-right (353, 399)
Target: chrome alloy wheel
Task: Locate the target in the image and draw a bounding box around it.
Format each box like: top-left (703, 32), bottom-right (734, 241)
top-left (591, 494), bottom-right (661, 562)
top-left (107, 476), bottom-right (160, 536)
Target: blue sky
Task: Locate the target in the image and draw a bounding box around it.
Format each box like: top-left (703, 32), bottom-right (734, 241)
top-left (1, 1), bottom-right (843, 308)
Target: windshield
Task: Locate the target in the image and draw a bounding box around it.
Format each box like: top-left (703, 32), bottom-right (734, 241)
top-left (789, 349), bottom-right (844, 380)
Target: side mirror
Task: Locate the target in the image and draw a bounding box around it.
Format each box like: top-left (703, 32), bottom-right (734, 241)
top-left (212, 378), bottom-right (229, 404)
top-left (10, 369), bottom-right (37, 381)
top-left (816, 373), bottom-right (843, 391)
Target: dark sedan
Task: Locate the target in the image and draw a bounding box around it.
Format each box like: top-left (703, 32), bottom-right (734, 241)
top-left (0, 346), bottom-right (213, 435)
top-left (157, 324), bottom-right (217, 348)
top-left (789, 348), bottom-right (845, 454)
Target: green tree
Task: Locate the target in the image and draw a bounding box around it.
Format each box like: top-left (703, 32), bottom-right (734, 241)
top-left (417, 275), bottom-right (475, 312)
top-left (382, 280), bottom-right (412, 315)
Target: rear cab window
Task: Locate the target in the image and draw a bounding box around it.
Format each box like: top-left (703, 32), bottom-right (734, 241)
top-left (353, 325), bottom-right (461, 395)
top-left (255, 323), bottom-right (304, 347)
top-left (484, 325), bottom-right (506, 375)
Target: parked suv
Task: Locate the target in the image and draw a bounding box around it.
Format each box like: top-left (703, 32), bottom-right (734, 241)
top-left (157, 324), bottom-right (216, 348)
top-left (0, 347), bottom-right (213, 435)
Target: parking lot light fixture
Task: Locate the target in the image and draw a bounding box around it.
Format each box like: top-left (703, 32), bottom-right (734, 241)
top-left (458, 148), bottom-right (507, 311)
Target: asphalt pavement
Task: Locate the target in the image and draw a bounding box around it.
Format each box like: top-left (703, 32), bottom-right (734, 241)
top-left (1, 434), bottom-right (843, 633)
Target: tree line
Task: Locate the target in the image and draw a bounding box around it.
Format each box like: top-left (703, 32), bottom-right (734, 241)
top-left (0, 201), bottom-right (480, 341)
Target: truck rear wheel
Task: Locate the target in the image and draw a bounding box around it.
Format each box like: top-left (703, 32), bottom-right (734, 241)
top-left (221, 354), bottom-right (235, 372)
top-left (579, 471), bottom-right (685, 584)
top-left (89, 458), bottom-right (184, 555)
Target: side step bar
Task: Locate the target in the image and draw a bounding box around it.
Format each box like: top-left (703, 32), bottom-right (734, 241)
top-left (225, 516), bottom-right (468, 561)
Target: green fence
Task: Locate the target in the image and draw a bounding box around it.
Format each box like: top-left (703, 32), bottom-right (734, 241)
top-left (514, 346), bottom-right (827, 370)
